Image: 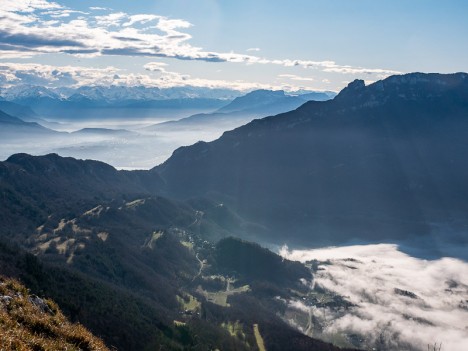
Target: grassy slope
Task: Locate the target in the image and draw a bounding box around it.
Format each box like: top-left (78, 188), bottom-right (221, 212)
top-left (0, 276), bottom-right (109, 351)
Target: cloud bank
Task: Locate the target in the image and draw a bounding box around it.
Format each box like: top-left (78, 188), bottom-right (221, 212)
top-left (0, 62), bottom-right (297, 91)
top-left (280, 244), bottom-right (468, 350)
top-left (0, 0), bottom-right (400, 83)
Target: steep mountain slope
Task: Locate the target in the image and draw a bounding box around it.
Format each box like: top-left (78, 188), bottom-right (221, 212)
top-left (0, 153), bottom-right (162, 233)
top-left (151, 89), bottom-right (334, 132)
top-left (0, 276), bottom-right (109, 351)
top-left (0, 110), bottom-right (26, 125)
top-left (156, 73), bottom-right (468, 247)
top-left (0, 241), bottom-right (207, 350)
top-left (0, 109), bottom-right (57, 136)
top-left (216, 89), bottom-right (323, 114)
top-left (0, 101), bottom-right (39, 121)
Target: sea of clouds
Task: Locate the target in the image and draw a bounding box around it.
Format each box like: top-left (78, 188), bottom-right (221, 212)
top-left (280, 244), bottom-right (468, 351)
top-left (0, 118), bottom-right (227, 169)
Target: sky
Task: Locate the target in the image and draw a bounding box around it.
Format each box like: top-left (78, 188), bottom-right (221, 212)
top-left (1, 0), bottom-right (467, 92)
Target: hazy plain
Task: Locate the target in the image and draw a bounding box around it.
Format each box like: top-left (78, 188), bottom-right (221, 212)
top-left (1, 110), bottom-right (241, 169)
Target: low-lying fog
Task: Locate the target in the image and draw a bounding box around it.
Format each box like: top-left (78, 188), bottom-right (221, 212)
top-left (280, 244), bottom-right (468, 350)
top-left (1, 117), bottom-right (235, 169)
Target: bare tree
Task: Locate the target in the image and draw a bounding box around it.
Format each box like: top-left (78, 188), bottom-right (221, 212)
top-left (428, 342), bottom-right (442, 351)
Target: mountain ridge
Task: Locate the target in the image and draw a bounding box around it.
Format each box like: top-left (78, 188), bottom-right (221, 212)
top-left (155, 72), bottom-right (468, 247)
top-left (0, 109), bottom-right (57, 135)
top-left (146, 88), bottom-right (334, 132)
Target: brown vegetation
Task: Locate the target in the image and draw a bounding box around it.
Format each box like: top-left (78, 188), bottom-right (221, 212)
top-left (0, 276), bottom-right (109, 351)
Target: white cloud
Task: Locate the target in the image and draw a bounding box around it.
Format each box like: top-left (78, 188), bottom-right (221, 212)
top-left (278, 74), bottom-right (315, 82)
top-left (89, 7), bottom-right (109, 11)
top-left (0, 62), bottom-right (120, 87)
top-left (42, 9), bottom-right (88, 18)
top-left (155, 18), bottom-right (192, 33)
top-left (123, 14), bottom-right (160, 27)
top-left (0, 62), bottom-right (294, 91)
top-left (1, 0), bottom-right (61, 12)
top-left (95, 12), bottom-right (127, 27)
top-left (0, 0), bottom-right (400, 81)
top-left (323, 66), bottom-right (400, 75)
top-left (280, 244), bottom-right (468, 351)
top-left (247, 47), bottom-right (260, 52)
top-left (143, 62), bottom-right (168, 72)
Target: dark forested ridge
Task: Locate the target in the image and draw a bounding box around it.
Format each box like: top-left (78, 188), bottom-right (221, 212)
top-left (0, 152), bottom-right (356, 350)
top-left (215, 237), bottom-right (311, 286)
top-left (156, 72), bottom-right (468, 246)
top-left (0, 153), bottom-right (162, 234)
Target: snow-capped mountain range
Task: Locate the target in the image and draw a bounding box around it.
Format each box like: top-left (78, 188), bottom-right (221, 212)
top-left (0, 84), bottom-right (335, 104)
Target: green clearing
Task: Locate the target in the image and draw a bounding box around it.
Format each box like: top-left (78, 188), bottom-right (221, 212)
top-left (144, 231), bottom-right (163, 249)
top-left (221, 320), bottom-right (245, 339)
top-left (201, 290), bottom-right (230, 307)
top-left (253, 324), bottom-right (266, 351)
top-left (177, 294), bottom-right (200, 312)
top-left (124, 199), bottom-right (146, 209)
top-left (180, 240), bottom-right (194, 250)
top-left (197, 285), bottom-right (250, 307)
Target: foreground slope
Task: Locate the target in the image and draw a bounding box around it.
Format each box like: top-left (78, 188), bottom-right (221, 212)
top-left (156, 73), bottom-right (468, 247)
top-left (0, 276), bottom-right (109, 351)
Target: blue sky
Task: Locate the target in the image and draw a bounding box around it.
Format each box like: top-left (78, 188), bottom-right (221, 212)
top-left (0, 0), bottom-right (467, 92)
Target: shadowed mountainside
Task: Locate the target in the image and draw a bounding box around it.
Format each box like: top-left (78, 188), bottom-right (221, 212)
top-left (148, 89), bottom-right (334, 132)
top-left (0, 152), bottom-right (357, 350)
top-left (156, 72), bottom-right (468, 247)
top-left (0, 109), bottom-right (57, 136)
top-left (0, 153), bottom-right (163, 233)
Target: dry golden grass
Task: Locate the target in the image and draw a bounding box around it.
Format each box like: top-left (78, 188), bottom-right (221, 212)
top-left (253, 324), bottom-right (266, 351)
top-left (0, 276), bottom-right (109, 351)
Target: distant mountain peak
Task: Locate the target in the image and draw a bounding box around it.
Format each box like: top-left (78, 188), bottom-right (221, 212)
top-left (246, 89), bottom-right (286, 97)
top-left (346, 79), bottom-right (366, 90)
top-left (333, 72), bottom-right (468, 107)
top-left (333, 79), bottom-right (366, 101)
top-left (217, 89), bottom-right (301, 114)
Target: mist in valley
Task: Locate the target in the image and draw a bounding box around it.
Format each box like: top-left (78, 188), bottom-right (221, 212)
top-left (280, 244), bottom-right (468, 350)
top-left (0, 112), bottom-right (239, 169)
